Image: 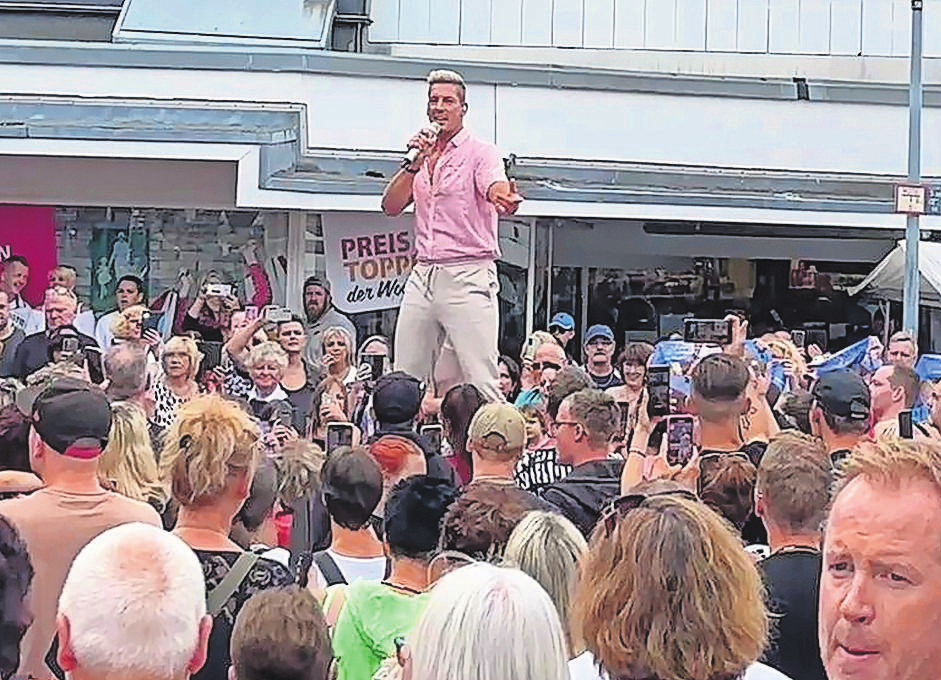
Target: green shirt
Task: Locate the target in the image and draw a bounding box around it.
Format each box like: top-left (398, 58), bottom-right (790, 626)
top-left (332, 580), bottom-right (428, 680)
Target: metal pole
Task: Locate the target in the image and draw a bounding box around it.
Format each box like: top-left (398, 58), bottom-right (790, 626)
top-left (525, 218), bottom-right (536, 338)
top-left (903, 0), bottom-right (924, 334)
top-left (546, 220), bottom-right (554, 325)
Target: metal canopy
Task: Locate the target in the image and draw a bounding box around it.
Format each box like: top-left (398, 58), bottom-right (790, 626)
top-left (113, 0), bottom-right (336, 49)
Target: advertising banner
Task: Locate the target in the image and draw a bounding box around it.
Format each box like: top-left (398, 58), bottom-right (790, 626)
top-left (0, 205), bottom-right (58, 307)
top-left (323, 213), bottom-right (415, 314)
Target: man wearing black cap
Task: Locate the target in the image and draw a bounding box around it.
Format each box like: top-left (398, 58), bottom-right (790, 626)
top-left (810, 368), bottom-right (872, 465)
top-left (301, 275), bottom-right (356, 366)
top-left (368, 371), bottom-right (456, 484)
top-left (0, 379), bottom-right (161, 679)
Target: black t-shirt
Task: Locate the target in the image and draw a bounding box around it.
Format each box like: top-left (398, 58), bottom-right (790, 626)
top-left (760, 549), bottom-right (827, 680)
top-left (589, 369), bottom-right (623, 390)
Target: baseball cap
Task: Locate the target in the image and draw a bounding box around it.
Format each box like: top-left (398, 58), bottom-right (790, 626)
top-left (812, 369), bottom-right (871, 421)
top-left (585, 324), bottom-right (615, 344)
top-left (468, 402), bottom-right (526, 453)
top-left (372, 371), bottom-right (424, 424)
top-left (27, 378), bottom-right (112, 458)
top-left (549, 312), bottom-right (575, 332)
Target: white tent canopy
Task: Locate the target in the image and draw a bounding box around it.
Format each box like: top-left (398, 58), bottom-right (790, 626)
top-left (848, 240), bottom-right (941, 308)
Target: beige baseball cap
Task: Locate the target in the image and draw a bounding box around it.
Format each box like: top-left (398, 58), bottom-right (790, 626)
top-left (468, 402), bottom-right (526, 453)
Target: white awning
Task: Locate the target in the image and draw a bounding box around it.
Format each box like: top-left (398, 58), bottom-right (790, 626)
top-left (848, 240), bottom-right (941, 308)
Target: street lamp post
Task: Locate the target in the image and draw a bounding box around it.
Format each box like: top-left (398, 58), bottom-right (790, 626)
top-left (903, 0), bottom-right (924, 334)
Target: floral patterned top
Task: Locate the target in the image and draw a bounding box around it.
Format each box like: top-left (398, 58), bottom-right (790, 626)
top-left (192, 550), bottom-right (294, 680)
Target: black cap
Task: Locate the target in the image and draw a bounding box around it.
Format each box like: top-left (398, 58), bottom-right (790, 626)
top-left (27, 378), bottom-right (112, 458)
top-left (372, 371), bottom-right (423, 425)
top-left (813, 369), bottom-right (871, 421)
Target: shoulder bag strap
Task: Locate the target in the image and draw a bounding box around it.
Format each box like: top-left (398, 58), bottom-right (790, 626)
top-left (206, 551), bottom-right (261, 617)
top-left (313, 550), bottom-right (348, 586)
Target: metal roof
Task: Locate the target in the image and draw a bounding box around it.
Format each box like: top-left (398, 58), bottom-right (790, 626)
top-left (113, 0), bottom-right (336, 49)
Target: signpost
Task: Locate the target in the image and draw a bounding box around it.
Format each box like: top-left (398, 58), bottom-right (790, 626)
top-left (902, 0), bottom-right (924, 335)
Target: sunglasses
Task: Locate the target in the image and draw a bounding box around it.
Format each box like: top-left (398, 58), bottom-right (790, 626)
top-left (600, 488), bottom-right (698, 536)
top-left (532, 361), bottom-right (562, 372)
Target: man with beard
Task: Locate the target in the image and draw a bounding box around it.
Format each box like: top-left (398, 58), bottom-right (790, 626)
top-left (301, 276), bottom-right (355, 366)
top-left (582, 324), bottom-right (622, 390)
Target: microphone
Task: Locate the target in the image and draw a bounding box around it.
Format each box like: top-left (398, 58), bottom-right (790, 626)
top-left (402, 122), bottom-right (442, 167)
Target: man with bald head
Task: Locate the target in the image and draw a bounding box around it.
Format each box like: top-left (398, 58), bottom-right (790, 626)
top-left (10, 286), bottom-right (96, 380)
top-left (818, 439), bottom-right (941, 680)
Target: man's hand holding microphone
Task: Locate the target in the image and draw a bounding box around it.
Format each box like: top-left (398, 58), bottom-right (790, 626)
top-left (403, 122), bottom-right (442, 170)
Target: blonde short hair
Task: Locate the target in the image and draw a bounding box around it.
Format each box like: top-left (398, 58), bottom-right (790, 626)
top-left (504, 512), bottom-right (587, 654)
top-left (273, 439), bottom-right (325, 506)
top-left (427, 69), bottom-right (466, 101)
top-left (161, 336), bottom-right (203, 381)
top-left (45, 285), bottom-right (78, 310)
top-left (321, 326), bottom-right (355, 366)
top-left (248, 341), bottom-right (289, 372)
top-left (159, 395), bottom-right (261, 506)
top-left (111, 304), bottom-right (149, 340)
top-left (99, 401), bottom-right (166, 507)
top-left (50, 266), bottom-right (77, 289)
top-left (835, 438), bottom-right (941, 504)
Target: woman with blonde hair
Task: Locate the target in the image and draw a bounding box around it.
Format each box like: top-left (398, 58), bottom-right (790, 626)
top-left (99, 401), bottom-right (166, 512)
top-left (322, 325), bottom-right (357, 385)
top-left (159, 394), bottom-right (294, 680)
top-left (504, 511), bottom-right (589, 669)
top-left (571, 486), bottom-right (787, 680)
top-left (153, 335), bottom-right (203, 431)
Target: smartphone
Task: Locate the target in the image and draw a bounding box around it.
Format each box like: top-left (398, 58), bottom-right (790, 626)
top-left (791, 329), bottom-right (806, 348)
top-left (899, 409), bottom-right (914, 439)
top-left (666, 415), bottom-right (696, 467)
top-left (617, 401), bottom-right (632, 436)
top-left (60, 337), bottom-right (80, 355)
top-left (84, 347), bottom-right (105, 385)
top-left (264, 306), bottom-right (293, 323)
top-left (197, 341), bottom-right (223, 375)
top-left (647, 365), bottom-right (671, 418)
top-left (205, 283), bottom-right (232, 298)
top-left (363, 354), bottom-right (385, 381)
top-left (522, 334), bottom-right (541, 362)
top-left (684, 318), bottom-right (733, 345)
top-left (325, 422), bottom-right (354, 454)
top-left (421, 423), bottom-right (444, 454)
top-left (806, 328), bottom-right (829, 352)
top-left (143, 311), bottom-right (162, 333)
top-left (244, 305), bottom-right (259, 322)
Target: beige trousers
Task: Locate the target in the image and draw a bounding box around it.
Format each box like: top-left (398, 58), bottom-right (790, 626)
top-left (394, 261), bottom-right (502, 402)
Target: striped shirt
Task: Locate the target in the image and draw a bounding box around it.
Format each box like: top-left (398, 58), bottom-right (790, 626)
top-left (515, 446), bottom-right (571, 495)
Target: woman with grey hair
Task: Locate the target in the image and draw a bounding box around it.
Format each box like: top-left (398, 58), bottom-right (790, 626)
top-left (245, 341), bottom-right (295, 432)
top-left (400, 562), bottom-right (569, 680)
top-left (322, 325), bottom-right (357, 385)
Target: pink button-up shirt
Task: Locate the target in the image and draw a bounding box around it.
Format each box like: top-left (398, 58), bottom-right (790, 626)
top-left (411, 128), bottom-right (507, 264)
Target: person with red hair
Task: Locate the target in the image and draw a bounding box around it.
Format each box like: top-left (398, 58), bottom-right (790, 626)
top-left (368, 435), bottom-right (427, 516)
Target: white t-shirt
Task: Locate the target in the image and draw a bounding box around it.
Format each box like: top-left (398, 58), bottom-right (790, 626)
top-left (567, 658), bottom-right (792, 680)
top-left (309, 548), bottom-right (386, 591)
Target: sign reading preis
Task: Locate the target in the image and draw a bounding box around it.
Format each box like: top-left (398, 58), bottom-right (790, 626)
top-left (323, 213), bottom-right (416, 314)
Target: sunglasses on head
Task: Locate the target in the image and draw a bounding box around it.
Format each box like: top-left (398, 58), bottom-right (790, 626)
top-left (532, 361), bottom-right (562, 372)
top-left (600, 488), bottom-right (698, 536)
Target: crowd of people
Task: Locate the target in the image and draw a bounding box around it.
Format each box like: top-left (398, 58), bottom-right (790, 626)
top-left (0, 268), bottom-right (939, 680)
top-left (3, 65), bottom-right (941, 680)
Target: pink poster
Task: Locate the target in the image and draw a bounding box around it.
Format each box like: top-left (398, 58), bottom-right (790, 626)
top-left (0, 205), bottom-right (58, 306)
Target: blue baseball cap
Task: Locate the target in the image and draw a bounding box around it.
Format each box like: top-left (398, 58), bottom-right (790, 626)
top-left (585, 324), bottom-right (615, 344)
top-left (549, 312), bottom-right (575, 332)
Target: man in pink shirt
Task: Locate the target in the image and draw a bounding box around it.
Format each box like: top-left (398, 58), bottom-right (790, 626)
top-left (382, 69), bottom-right (522, 402)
